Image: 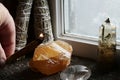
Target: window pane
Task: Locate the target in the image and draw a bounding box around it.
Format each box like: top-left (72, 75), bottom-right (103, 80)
top-left (64, 0), bottom-right (120, 41)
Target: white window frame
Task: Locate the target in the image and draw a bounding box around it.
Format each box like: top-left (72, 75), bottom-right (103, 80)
top-left (51, 0), bottom-right (120, 60)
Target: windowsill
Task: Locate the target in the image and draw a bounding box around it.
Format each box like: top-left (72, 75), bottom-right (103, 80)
top-left (55, 34), bottom-right (120, 61)
top-left (55, 35), bottom-right (98, 60)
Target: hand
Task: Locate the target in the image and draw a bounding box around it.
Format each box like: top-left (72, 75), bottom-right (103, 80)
top-left (0, 3), bottom-right (15, 66)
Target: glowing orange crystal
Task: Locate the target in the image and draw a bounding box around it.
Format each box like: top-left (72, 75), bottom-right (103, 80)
top-left (29, 40), bottom-right (73, 75)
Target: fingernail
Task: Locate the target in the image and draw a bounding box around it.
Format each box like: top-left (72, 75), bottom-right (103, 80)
top-left (0, 58), bottom-right (5, 68)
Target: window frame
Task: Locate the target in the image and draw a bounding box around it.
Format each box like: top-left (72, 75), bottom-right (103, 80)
top-left (51, 0), bottom-right (120, 60)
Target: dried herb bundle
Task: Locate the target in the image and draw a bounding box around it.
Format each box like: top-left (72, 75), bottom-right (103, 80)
top-left (15, 0), bottom-right (33, 51)
top-left (33, 0), bottom-right (54, 42)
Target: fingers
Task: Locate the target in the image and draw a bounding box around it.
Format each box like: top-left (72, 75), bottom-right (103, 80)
top-left (0, 3), bottom-right (15, 60)
top-left (0, 14), bottom-right (16, 57)
top-left (0, 3), bottom-right (7, 26)
top-left (0, 43), bottom-right (6, 66)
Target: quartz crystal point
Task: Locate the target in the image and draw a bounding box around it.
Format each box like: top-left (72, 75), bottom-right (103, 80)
top-left (98, 18), bottom-right (116, 71)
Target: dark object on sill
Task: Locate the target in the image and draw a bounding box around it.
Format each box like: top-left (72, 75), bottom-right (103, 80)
top-left (96, 62), bottom-right (116, 74)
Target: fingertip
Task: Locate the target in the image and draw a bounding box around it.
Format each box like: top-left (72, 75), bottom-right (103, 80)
top-left (0, 57), bottom-right (6, 68)
top-left (0, 43), bottom-right (6, 68)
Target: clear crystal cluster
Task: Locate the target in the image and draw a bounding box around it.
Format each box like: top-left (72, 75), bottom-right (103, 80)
top-left (60, 65), bottom-right (91, 80)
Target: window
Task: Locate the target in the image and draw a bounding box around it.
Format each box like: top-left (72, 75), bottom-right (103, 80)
top-left (52, 0), bottom-right (120, 59)
top-left (64, 0), bottom-right (120, 43)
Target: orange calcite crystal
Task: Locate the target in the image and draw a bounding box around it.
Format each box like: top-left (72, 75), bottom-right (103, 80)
top-left (29, 40), bottom-right (73, 75)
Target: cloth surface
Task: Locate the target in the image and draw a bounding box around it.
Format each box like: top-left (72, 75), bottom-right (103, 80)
top-left (0, 56), bottom-right (120, 80)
